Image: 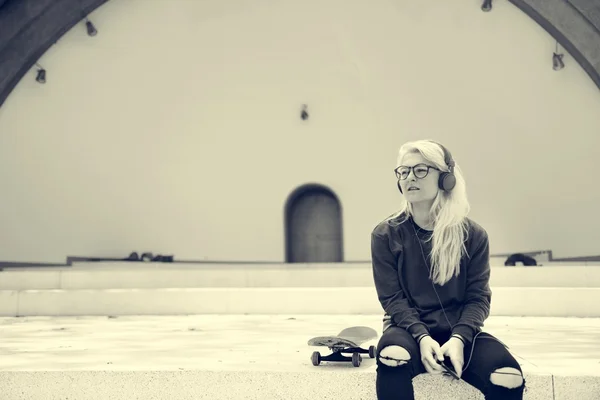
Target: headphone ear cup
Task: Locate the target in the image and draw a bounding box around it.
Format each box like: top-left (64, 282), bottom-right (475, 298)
top-left (397, 180), bottom-right (403, 194)
top-left (439, 172), bottom-right (456, 191)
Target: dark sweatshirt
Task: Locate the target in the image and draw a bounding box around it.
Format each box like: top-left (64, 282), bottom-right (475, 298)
top-left (371, 212), bottom-right (492, 345)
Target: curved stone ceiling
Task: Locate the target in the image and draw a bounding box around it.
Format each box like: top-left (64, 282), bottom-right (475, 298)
top-left (0, 0), bottom-right (599, 108)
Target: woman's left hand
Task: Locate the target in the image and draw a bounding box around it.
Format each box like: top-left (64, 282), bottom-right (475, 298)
top-left (440, 336), bottom-right (464, 378)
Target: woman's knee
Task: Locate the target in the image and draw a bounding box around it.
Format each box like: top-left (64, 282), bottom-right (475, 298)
top-left (377, 344), bottom-right (412, 367)
top-left (490, 367), bottom-right (524, 389)
top-left (375, 344), bottom-right (415, 400)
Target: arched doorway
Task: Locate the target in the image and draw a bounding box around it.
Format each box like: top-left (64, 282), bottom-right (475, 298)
top-left (285, 184), bottom-right (343, 263)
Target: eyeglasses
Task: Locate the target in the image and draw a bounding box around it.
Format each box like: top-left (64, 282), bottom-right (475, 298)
top-left (394, 163), bottom-right (439, 180)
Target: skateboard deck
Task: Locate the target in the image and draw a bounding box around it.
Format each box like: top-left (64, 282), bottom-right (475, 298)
top-left (307, 326), bottom-right (378, 367)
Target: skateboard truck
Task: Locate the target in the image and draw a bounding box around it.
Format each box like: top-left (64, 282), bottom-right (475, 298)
top-left (311, 344), bottom-right (376, 367)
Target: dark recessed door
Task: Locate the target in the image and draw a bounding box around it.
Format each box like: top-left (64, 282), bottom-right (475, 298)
top-left (286, 187), bottom-right (342, 263)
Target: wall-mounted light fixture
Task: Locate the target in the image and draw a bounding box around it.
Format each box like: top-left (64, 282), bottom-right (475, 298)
top-left (481, 0), bottom-right (492, 12)
top-left (553, 42), bottom-right (565, 71)
top-left (35, 63), bottom-right (46, 84)
top-left (85, 18), bottom-right (97, 36)
top-left (300, 104), bottom-right (309, 120)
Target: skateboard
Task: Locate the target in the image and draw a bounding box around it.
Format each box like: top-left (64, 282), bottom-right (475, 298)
top-left (307, 326), bottom-right (378, 367)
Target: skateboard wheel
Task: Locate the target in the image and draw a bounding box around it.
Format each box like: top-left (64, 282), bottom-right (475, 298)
top-left (311, 351), bottom-right (321, 366)
top-left (352, 353), bottom-right (361, 367)
top-left (369, 345), bottom-right (376, 358)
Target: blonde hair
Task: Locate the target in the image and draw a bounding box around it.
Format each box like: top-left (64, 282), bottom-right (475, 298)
top-left (386, 139), bottom-right (471, 286)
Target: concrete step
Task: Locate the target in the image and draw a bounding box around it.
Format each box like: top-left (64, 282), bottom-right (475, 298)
top-left (2, 286), bottom-right (599, 317)
top-left (2, 263), bottom-right (600, 290)
top-left (0, 315), bottom-right (599, 399)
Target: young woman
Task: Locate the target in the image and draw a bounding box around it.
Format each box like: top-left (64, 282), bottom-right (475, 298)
top-left (371, 139), bottom-right (526, 400)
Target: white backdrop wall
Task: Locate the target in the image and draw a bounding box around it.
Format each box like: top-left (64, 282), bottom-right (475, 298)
top-left (0, 0), bottom-right (599, 264)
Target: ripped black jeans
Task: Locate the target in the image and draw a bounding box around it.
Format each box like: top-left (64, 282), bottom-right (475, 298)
top-left (376, 326), bottom-right (526, 400)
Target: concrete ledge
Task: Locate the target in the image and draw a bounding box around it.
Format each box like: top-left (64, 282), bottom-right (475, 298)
top-left (2, 264), bottom-right (600, 290)
top-left (554, 376), bottom-right (600, 399)
top-left (0, 289), bottom-right (18, 315)
top-left (3, 287), bottom-right (600, 317)
top-left (1, 314), bottom-right (599, 399)
top-left (0, 370), bottom-right (565, 400)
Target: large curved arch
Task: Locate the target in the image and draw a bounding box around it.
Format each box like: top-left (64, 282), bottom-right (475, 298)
top-left (0, 0), bottom-right (599, 109)
top-left (0, 0), bottom-right (109, 109)
top-left (508, 0), bottom-right (600, 89)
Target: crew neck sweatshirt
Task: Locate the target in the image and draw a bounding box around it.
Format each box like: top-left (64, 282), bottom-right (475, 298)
top-left (371, 212), bottom-right (492, 345)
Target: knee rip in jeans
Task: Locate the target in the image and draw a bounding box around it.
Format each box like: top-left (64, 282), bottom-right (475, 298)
top-left (378, 345), bottom-right (411, 367)
top-left (490, 367), bottom-right (524, 389)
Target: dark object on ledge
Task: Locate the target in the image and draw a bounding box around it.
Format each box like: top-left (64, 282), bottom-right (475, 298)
top-left (481, 0), bottom-right (492, 12)
top-left (153, 254), bottom-right (174, 262)
top-left (124, 252), bottom-right (139, 261)
top-left (504, 253), bottom-right (538, 266)
top-left (124, 252), bottom-right (173, 262)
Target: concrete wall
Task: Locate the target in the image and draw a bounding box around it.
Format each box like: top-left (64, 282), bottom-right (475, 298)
top-left (0, 0), bottom-right (599, 264)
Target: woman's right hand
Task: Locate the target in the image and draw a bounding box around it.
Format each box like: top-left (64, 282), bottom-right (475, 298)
top-left (419, 335), bottom-right (445, 374)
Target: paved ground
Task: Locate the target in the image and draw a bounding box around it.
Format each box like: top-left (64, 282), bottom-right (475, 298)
top-left (1, 314), bottom-right (599, 377)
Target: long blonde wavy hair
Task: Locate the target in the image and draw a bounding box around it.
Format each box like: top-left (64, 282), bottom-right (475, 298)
top-left (386, 139), bottom-right (471, 286)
